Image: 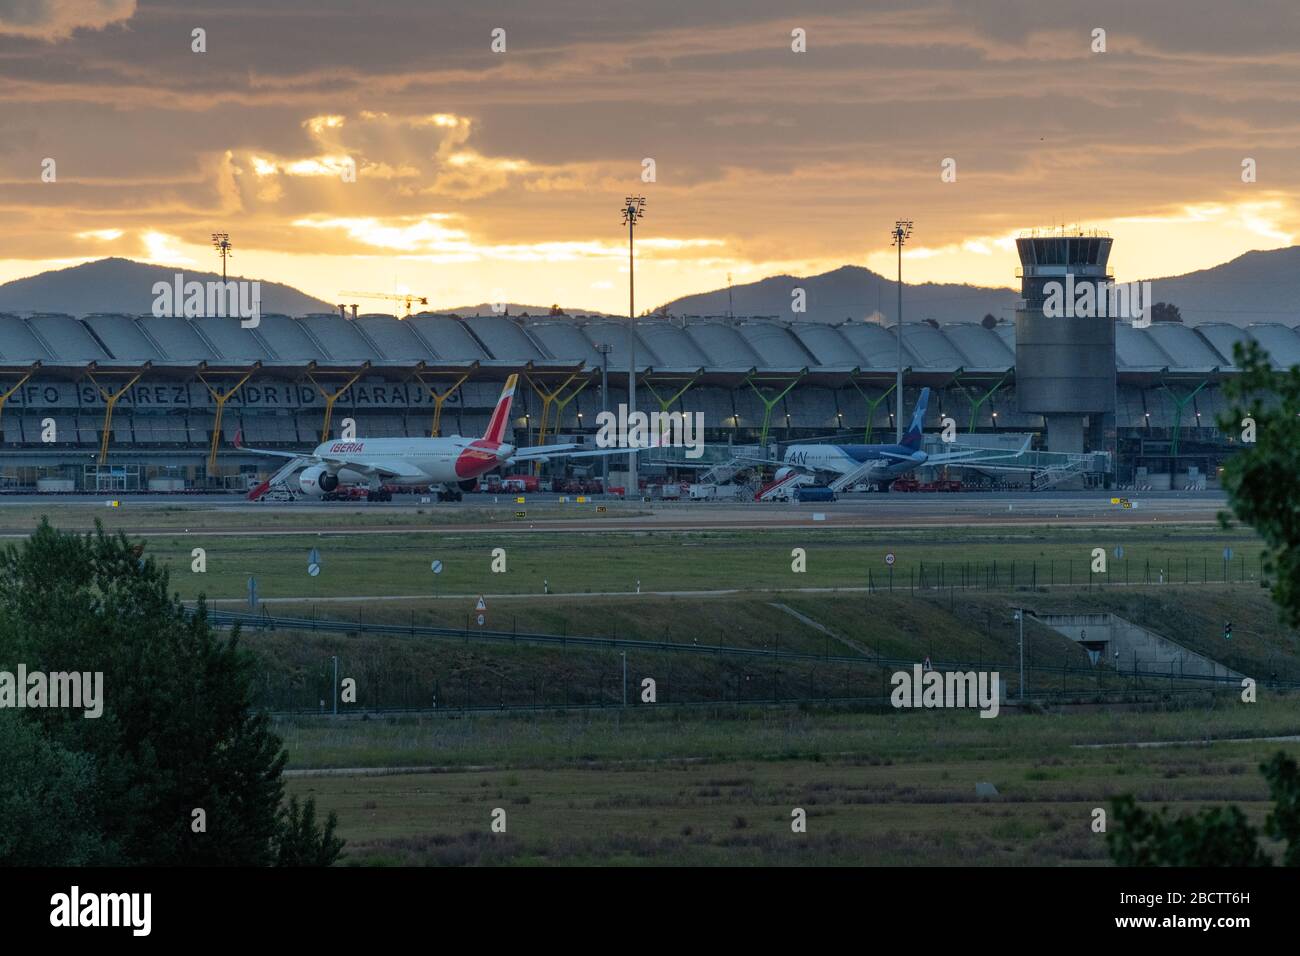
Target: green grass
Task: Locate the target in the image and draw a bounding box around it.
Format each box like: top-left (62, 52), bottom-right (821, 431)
top-left (280, 700), bottom-right (1300, 865)
top-left (8, 508), bottom-right (1289, 865)
top-left (122, 524), bottom-right (1267, 603)
top-left (235, 583), bottom-right (1296, 713)
top-left (277, 696), bottom-right (1300, 771)
top-left (0, 501), bottom-right (642, 533)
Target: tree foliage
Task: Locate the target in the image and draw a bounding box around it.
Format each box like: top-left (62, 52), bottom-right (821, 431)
top-left (1263, 752), bottom-right (1300, 867)
top-left (275, 795), bottom-right (346, 866)
top-left (1107, 796), bottom-right (1269, 866)
top-left (0, 711), bottom-right (106, 865)
top-left (1150, 302), bottom-right (1183, 323)
top-left (0, 519), bottom-right (343, 866)
top-left (1107, 753), bottom-right (1298, 866)
top-left (1106, 338), bottom-right (1300, 867)
top-left (1218, 338), bottom-right (1300, 625)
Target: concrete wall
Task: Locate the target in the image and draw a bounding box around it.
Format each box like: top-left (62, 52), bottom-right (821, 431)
top-left (1036, 612), bottom-right (1243, 682)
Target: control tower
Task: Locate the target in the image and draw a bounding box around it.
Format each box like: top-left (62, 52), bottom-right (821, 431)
top-left (1014, 229), bottom-right (1116, 454)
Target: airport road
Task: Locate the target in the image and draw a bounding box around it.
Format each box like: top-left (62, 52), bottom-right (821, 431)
top-left (0, 490), bottom-right (1227, 536)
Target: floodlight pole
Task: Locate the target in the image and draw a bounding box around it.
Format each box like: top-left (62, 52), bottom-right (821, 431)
top-left (622, 198), bottom-right (646, 496)
top-left (892, 221), bottom-right (913, 443)
top-left (597, 343), bottom-right (613, 489)
top-left (211, 232), bottom-right (231, 282)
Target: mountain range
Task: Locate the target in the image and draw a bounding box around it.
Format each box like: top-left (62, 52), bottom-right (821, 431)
top-left (2, 247), bottom-right (1299, 328)
top-left (0, 258), bottom-right (334, 316)
top-left (656, 246), bottom-right (1300, 328)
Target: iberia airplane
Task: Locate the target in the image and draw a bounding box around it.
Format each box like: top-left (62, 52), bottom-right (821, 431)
top-left (237, 375), bottom-right (644, 501)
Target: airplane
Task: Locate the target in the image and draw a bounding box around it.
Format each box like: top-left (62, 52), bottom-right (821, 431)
top-left (236, 374), bottom-right (646, 501)
top-left (744, 387), bottom-right (1032, 495)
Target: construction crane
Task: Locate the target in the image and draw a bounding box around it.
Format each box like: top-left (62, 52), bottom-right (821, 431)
top-left (338, 291), bottom-right (430, 317)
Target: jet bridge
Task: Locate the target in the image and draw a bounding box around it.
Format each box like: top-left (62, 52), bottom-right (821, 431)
top-left (643, 444), bottom-right (766, 485)
top-left (919, 434), bottom-right (1111, 489)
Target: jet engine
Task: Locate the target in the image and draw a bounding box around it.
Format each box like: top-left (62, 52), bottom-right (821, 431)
top-left (299, 464), bottom-right (340, 497)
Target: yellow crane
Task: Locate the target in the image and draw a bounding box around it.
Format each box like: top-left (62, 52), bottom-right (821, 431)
top-left (338, 291), bottom-right (430, 317)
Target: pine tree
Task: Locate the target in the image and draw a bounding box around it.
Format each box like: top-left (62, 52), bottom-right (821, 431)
top-left (1219, 339), bottom-right (1300, 625)
top-left (275, 796), bottom-right (346, 866)
top-left (0, 519), bottom-right (340, 865)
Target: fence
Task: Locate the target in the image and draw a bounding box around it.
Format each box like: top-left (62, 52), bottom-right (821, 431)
top-left (198, 607), bottom-right (1297, 715)
top-left (866, 553), bottom-right (1265, 594)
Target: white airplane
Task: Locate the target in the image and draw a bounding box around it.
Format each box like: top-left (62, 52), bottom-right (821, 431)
top-left (237, 374), bottom-right (640, 501)
top-left (745, 388), bottom-right (1032, 495)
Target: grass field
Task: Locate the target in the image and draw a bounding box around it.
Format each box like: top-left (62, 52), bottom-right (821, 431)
top-left (11, 505), bottom-right (1294, 865)
top-left (112, 524), bottom-right (1268, 604)
top-left (0, 501), bottom-right (637, 533)
top-left (249, 574), bottom-right (1299, 867)
top-left (280, 700), bottom-right (1300, 865)
top-left (240, 587), bottom-right (1296, 713)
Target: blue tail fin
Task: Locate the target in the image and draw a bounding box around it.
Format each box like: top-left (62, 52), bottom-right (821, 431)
top-left (900, 387), bottom-right (930, 449)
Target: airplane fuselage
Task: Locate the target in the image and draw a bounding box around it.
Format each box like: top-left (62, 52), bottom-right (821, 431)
top-left (782, 443), bottom-right (927, 483)
top-left (302, 436), bottom-right (513, 491)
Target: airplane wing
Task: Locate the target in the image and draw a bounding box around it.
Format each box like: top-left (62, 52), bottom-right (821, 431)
top-left (508, 434), bottom-right (668, 464)
top-left (234, 429), bottom-right (310, 461)
top-left (925, 435), bottom-right (1033, 465)
top-left (509, 443), bottom-right (584, 460)
top-left (234, 429), bottom-right (429, 477)
top-left (732, 454), bottom-right (788, 468)
top-left (507, 444), bottom-right (661, 464)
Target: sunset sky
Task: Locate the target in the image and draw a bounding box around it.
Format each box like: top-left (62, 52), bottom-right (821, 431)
top-left (2, 0), bottom-right (1299, 314)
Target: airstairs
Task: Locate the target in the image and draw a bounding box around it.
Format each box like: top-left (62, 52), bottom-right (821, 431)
top-left (247, 457), bottom-right (308, 501)
top-left (755, 470), bottom-right (811, 501)
top-left (829, 458), bottom-right (880, 492)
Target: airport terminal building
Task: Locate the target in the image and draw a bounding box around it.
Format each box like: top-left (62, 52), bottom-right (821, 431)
top-left (0, 306), bottom-right (1282, 493)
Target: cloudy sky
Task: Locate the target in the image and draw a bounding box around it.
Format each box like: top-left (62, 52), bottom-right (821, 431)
top-left (1, 0), bottom-right (1298, 313)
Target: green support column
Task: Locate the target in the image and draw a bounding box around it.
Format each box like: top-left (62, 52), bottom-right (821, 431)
top-left (642, 373), bottom-right (700, 417)
top-left (954, 370), bottom-right (1011, 433)
top-left (550, 379), bottom-right (590, 433)
top-left (1158, 379), bottom-right (1208, 459)
top-left (744, 372), bottom-right (805, 448)
top-left (847, 380), bottom-right (896, 443)
top-left (642, 374), bottom-right (701, 454)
